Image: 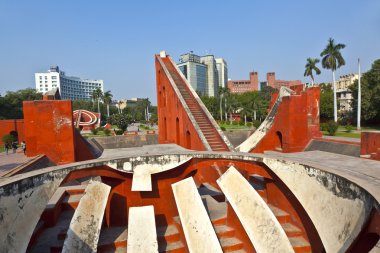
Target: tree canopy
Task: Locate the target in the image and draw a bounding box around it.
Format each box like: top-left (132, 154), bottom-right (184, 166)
top-left (319, 83), bottom-right (334, 121)
top-left (304, 58), bottom-right (321, 85)
top-left (0, 88), bottom-right (42, 119)
top-left (350, 59), bottom-right (380, 123)
top-left (320, 38), bottom-right (346, 71)
top-left (200, 86), bottom-right (275, 122)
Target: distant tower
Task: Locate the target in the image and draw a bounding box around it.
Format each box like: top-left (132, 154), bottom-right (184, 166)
top-left (267, 72), bottom-right (276, 88)
top-left (250, 72), bottom-right (259, 91)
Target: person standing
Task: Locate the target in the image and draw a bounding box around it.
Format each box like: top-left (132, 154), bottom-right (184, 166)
top-left (12, 141), bottom-right (17, 154)
top-left (21, 141), bottom-right (26, 155)
top-left (4, 143), bottom-right (9, 155)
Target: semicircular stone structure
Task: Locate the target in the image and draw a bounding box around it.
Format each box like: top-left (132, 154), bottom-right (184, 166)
top-left (0, 147), bottom-right (379, 253)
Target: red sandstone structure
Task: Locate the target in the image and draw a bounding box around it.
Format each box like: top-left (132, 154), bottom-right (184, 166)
top-left (228, 71), bottom-right (302, 94)
top-left (73, 109), bottom-right (100, 131)
top-left (0, 52), bottom-right (379, 253)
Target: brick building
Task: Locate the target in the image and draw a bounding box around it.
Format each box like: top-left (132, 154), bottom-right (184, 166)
top-left (228, 71), bottom-right (302, 94)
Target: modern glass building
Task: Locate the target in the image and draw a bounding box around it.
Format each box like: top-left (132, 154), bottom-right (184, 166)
top-left (177, 53), bottom-right (226, 97)
top-left (35, 66), bottom-right (104, 100)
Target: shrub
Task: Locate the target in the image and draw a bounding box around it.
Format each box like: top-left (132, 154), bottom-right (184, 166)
top-left (246, 122), bottom-right (253, 127)
top-left (2, 134), bottom-right (15, 144)
top-left (252, 120), bottom-right (261, 128)
top-left (115, 129), bottom-right (124, 135)
top-left (326, 121), bottom-right (339, 136)
top-left (104, 129), bottom-right (111, 136)
top-left (219, 120), bottom-right (225, 125)
top-left (320, 122), bottom-right (328, 131)
top-left (108, 114), bottom-right (132, 132)
top-left (91, 128), bottom-right (99, 135)
top-left (220, 126), bottom-right (226, 131)
top-left (239, 120), bottom-right (245, 126)
top-left (232, 121), bottom-right (238, 125)
top-left (96, 126), bottom-right (104, 131)
top-left (345, 124), bottom-right (353, 133)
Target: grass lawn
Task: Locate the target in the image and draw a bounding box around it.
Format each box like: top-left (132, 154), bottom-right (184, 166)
top-left (322, 131), bottom-right (361, 138)
top-left (219, 123), bottom-right (253, 130)
top-left (81, 130), bottom-right (111, 138)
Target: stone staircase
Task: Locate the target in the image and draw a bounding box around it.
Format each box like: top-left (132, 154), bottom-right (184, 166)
top-left (28, 184), bottom-right (87, 253)
top-left (248, 174), bottom-right (312, 253)
top-left (161, 57), bottom-right (229, 152)
top-left (199, 186), bottom-right (245, 252)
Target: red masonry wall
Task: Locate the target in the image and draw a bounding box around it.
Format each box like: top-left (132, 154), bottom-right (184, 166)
top-left (155, 55), bottom-right (207, 151)
top-left (23, 100), bottom-right (76, 164)
top-left (0, 119), bottom-right (24, 145)
top-left (361, 132), bottom-right (380, 161)
top-left (252, 86), bottom-right (322, 153)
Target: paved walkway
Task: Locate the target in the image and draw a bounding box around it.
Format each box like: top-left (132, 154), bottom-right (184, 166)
top-left (322, 135), bottom-right (360, 143)
top-left (0, 151), bottom-right (32, 176)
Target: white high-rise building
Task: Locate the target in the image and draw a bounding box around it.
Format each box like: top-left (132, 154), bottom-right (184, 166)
top-left (35, 66), bottom-right (104, 100)
top-left (216, 58), bottom-right (228, 88)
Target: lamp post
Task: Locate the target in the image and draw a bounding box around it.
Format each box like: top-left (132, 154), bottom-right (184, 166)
top-left (357, 58), bottom-right (361, 130)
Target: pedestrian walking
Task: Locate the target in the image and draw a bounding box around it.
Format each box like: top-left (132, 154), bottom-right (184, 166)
top-left (4, 143), bottom-right (9, 155)
top-left (21, 141), bottom-right (26, 155)
top-left (12, 141), bottom-right (17, 154)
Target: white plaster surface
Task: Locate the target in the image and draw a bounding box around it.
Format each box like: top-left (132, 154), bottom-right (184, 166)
top-left (131, 157), bottom-right (191, 191)
top-left (62, 181), bottom-right (111, 253)
top-left (0, 177), bottom-right (62, 253)
top-left (237, 87), bottom-right (293, 152)
top-left (127, 205), bottom-right (158, 253)
top-left (264, 157), bottom-right (373, 253)
top-left (172, 177), bottom-right (223, 253)
top-left (217, 166), bottom-right (294, 253)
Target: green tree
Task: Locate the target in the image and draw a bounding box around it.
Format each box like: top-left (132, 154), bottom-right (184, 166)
top-left (320, 38), bottom-right (346, 122)
top-left (319, 83), bottom-right (334, 121)
top-left (103, 90), bottom-right (113, 117)
top-left (107, 113), bottom-right (132, 132)
top-left (91, 88), bottom-right (103, 113)
top-left (72, 100), bottom-right (93, 111)
top-left (350, 59), bottom-right (380, 123)
top-left (2, 134), bottom-right (16, 145)
top-left (0, 88), bottom-right (42, 119)
top-left (200, 96), bottom-right (218, 117)
top-left (304, 58), bottom-right (321, 86)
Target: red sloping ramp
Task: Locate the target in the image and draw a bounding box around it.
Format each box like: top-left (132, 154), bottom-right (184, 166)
top-left (156, 52), bottom-right (233, 152)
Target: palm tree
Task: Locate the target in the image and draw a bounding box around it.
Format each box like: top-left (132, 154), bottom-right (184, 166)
top-left (320, 38), bottom-right (346, 122)
top-left (103, 90), bottom-right (113, 117)
top-left (218, 86), bottom-right (230, 121)
top-left (92, 88), bottom-right (103, 113)
top-left (304, 58), bottom-right (321, 86)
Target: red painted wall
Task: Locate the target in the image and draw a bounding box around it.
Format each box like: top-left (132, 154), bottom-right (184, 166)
top-left (155, 55), bottom-right (207, 151)
top-left (0, 119), bottom-right (24, 145)
top-left (253, 86), bottom-right (322, 153)
top-left (361, 132), bottom-right (380, 161)
top-left (23, 100), bottom-right (76, 164)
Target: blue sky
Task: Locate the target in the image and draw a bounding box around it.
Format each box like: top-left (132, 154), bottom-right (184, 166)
top-left (0, 0), bottom-right (379, 104)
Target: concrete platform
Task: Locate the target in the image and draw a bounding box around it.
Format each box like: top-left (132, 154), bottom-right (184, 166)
top-left (264, 150), bottom-right (380, 203)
